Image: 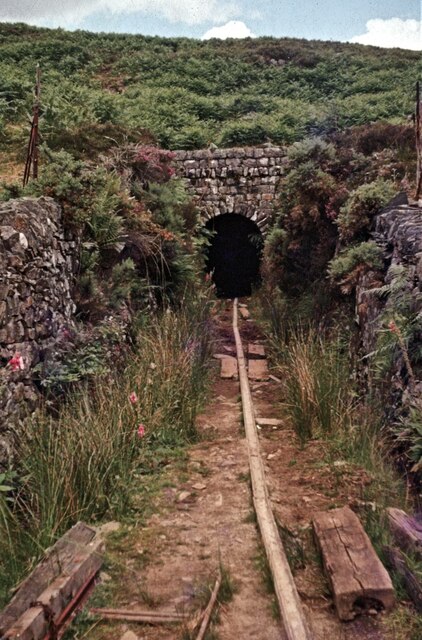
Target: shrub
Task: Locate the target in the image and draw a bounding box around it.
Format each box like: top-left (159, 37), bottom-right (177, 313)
top-left (336, 179), bottom-right (397, 241)
top-left (219, 121), bottom-right (269, 147)
top-left (328, 241), bottom-right (384, 292)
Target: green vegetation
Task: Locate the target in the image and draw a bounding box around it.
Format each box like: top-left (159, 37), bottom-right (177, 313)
top-left (0, 100), bottom-right (216, 606)
top-left (0, 289), bottom-right (213, 607)
top-left (328, 241), bottom-right (383, 292)
top-left (277, 326), bottom-right (352, 445)
top-left (336, 178), bottom-right (397, 242)
top-left (0, 22), bottom-right (420, 164)
top-left (258, 291), bottom-right (407, 554)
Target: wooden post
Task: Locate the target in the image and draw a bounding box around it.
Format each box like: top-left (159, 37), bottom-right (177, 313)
top-left (416, 81), bottom-right (422, 202)
top-left (33, 64), bottom-right (41, 180)
top-left (23, 65), bottom-right (41, 187)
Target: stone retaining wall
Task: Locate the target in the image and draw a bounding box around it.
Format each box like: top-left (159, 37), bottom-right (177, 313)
top-left (174, 146), bottom-right (287, 232)
top-left (0, 197), bottom-right (77, 465)
top-left (356, 201), bottom-right (422, 404)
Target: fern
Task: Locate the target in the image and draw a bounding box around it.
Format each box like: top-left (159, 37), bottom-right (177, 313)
top-left (370, 264), bottom-right (422, 378)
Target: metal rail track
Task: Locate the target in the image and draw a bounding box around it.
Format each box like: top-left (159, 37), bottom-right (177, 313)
top-left (232, 299), bottom-right (314, 640)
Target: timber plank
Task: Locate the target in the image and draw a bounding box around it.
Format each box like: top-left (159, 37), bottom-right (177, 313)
top-left (387, 507), bottom-right (422, 557)
top-left (3, 535), bottom-right (104, 640)
top-left (248, 343), bottom-right (266, 359)
top-left (384, 546), bottom-right (422, 612)
top-left (313, 506), bottom-right (395, 621)
top-left (220, 356), bottom-right (238, 379)
top-left (233, 300), bottom-right (313, 640)
top-left (248, 359), bottom-right (269, 381)
top-left (0, 522), bottom-right (96, 635)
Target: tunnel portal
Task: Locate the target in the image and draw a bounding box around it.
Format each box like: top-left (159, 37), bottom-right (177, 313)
top-left (205, 214), bottom-right (262, 299)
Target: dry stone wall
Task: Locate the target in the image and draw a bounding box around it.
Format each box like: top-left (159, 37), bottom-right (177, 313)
top-left (356, 200), bottom-right (422, 406)
top-left (174, 146), bottom-right (287, 232)
top-left (0, 197), bottom-right (77, 465)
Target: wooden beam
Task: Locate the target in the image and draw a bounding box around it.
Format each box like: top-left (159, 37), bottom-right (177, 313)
top-left (0, 522), bottom-right (97, 635)
top-left (0, 523), bottom-right (103, 640)
top-left (313, 506), bottom-right (395, 621)
top-left (248, 359), bottom-right (269, 381)
top-left (195, 573), bottom-right (222, 640)
top-left (3, 535), bottom-right (104, 640)
top-left (220, 356), bottom-right (238, 379)
top-left (233, 299), bottom-right (313, 640)
top-left (384, 546), bottom-right (422, 612)
top-left (248, 343), bottom-right (266, 359)
top-left (387, 507), bottom-right (422, 557)
top-left (90, 608), bottom-right (187, 624)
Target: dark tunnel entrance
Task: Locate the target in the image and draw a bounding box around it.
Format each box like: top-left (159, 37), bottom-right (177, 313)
top-left (205, 214), bottom-right (262, 299)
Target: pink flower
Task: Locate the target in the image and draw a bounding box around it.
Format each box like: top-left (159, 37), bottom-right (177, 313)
top-left (137, 424), bottom-right (146, 438)
top-left (388, 320), bottom-right (398, 335)
top-left (8, 353), bottom-right (24, 372)
top-left (129, 392), bottom-right (138, 405)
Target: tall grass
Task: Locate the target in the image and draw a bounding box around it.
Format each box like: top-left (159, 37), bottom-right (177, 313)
top-left (260, 291), bottom-right (407, 551)
top-left (0, 291), bottom-right (213, 606)
top-left (275, 327), bottom-right (353, 445)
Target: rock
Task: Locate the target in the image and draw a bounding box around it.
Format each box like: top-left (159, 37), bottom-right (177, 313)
top-left (177, 491), bottom-right (192, 503)
top-left (120, 631), bottom-right (140, 640)
top-left (173, 147), bottom-right (286, 236)
top-left (100, 571), bottom-right (112, 583)
top-left (0, 197), bottom-right (78, 464)
top-left (192, 482), bottom-right (207, 491)
top-left (256, 418), bottom-right (283, 427)
top-left (214, 493), bottom-right (223, 507)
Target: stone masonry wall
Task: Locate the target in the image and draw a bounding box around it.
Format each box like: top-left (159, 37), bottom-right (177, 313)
top-left (0, 197), bottom-right (77, 465)
top-left (356, 201), bottom-right (422, 406)
top-left (174, 146), bottom-right (287, 232)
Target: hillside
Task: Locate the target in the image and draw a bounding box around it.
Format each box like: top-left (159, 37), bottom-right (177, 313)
top-left (0, 22), bottom-right (421, 167)
top-left (1, 22), bottom-right (422, 640)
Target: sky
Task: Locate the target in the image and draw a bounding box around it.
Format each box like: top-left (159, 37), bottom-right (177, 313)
top-left (0, 1), bottom-right (421, 50)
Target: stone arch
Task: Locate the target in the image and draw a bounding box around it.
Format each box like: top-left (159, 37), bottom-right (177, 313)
top-left (200, 205), bottom-right (270, 234)
top-left (173, 146), bottom-right (287, 236)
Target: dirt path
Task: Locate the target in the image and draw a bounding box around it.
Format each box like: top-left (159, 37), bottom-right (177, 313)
top-left (140, 378), bottom-right (284, 639)
top-left (89, 302), bottom-right (394, 640)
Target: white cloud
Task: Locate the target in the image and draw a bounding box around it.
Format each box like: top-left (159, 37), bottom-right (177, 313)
top-left (0, 0), bottom-right (241, 27)
top-left (202, 20), bottom-right (255, 40)
top-left (350, 18), bottom-right (422, 50)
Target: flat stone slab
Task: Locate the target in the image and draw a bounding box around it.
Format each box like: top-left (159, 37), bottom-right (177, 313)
top-left (248, 343), bottom-right (266, 358)
top-left (313, 506), bottom-right (395, 621)
top-left (256, 418), bottom-right (283, 428)
top-left (220, 356), bottom-right (238, 379)
top-left (248, 359), bottom-right (269, 381)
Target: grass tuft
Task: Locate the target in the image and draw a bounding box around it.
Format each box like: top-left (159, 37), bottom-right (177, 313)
top-left (0, 292), bottom-right (213, 607)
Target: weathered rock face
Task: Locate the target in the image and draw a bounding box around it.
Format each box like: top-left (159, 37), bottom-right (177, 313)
top-left (0, 197), bottom-right (77, 466)
top-left (174, 146), bottom-right (287, 233)
top-left (356, 202), bottom-right (422, 404)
